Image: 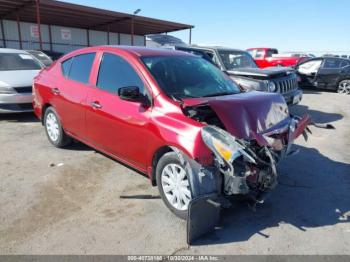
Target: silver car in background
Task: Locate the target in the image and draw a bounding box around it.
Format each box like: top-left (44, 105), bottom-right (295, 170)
top-left (0, 48), bottom-right (44, 113)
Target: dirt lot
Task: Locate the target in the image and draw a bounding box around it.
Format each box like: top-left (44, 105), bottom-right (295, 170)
top-left (0, 91), bottom-right (349, 255)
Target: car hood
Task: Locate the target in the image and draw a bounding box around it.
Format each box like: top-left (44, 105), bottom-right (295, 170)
top-left (183, 91), bottom-right (289, 142)
top-left (227, 67), bottom-right (293, 78)
top-left (0, 70), bottom-right (40, 88)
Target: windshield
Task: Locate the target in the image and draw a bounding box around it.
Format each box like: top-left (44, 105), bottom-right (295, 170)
top-left (0, 53), bottom-right (42, 71)
top-left (218, 50), bottom-right (257, 70)
top-left (142, 56), bottom-right (240, 99)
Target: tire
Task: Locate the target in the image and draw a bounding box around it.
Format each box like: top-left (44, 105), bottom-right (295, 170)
top-left (156, 152), bottom-right (192, 220)
top-left (337, 80), bottom-right (350, 94)
top-left (44, 107), bottom-right (72, 148)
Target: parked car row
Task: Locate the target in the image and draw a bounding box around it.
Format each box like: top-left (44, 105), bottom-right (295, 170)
top-left (174, 46), bottom-right (302, 105)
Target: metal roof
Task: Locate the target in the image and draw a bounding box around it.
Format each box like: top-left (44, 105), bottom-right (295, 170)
top-left (0, 0), bottom-right (194, 35)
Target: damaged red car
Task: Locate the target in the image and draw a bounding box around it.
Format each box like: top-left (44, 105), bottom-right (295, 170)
top-left (33, 46), bottom-right (310, 222)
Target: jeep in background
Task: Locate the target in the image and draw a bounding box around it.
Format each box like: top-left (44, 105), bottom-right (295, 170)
top-left (175, 46), bottom-right (302, 105)
top-left (247, 47), bottom-right (309, 68)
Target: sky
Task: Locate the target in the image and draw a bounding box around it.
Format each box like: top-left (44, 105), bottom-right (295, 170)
top-left (63, 0), bottom-right (350, 55)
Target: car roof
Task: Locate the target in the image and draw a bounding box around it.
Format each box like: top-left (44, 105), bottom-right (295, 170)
top-left (104, 45), bottom-right (192, 57)
top-left (60, 46), bottom-right (192, 61)
top-left (298, 56), bottom-right (350, 65)
top-left (0, 48), bottom-right (30, 54)
top-left (177, 45), bottom-right (248, 53)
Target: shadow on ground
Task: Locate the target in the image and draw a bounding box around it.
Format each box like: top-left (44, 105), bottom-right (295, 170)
top-left (0, 112), bottom-right (39, 123)
top-left (193, 145), bottom-right (350, 245)
top-left (290, 104), bottom-right (343, 124)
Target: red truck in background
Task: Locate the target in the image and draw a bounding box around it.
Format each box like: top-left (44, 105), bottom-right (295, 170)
top-left (247, 48), bottom-right (309, 68)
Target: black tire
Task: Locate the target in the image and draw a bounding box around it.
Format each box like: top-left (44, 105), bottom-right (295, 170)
top-left (156, 152), bottom-right (192, 220)
top-left (43, 107), bottom-right (71, 148)
top-left (337, 80), bottom-right (350, 94)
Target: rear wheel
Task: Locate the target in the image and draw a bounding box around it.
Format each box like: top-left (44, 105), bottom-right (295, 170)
top-left (337, 80), bottom-right (350, 94)
top-left (44, 107), bottom-right (71, 147)
top-left (156, 152), bottom-right (192, 220)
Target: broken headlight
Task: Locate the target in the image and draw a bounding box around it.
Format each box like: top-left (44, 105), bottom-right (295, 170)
top-left (201, 125), bottom-right (255, 164)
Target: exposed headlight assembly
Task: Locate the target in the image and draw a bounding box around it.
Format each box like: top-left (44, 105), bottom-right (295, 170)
top-left (201, 125), bottom-right (256, 164)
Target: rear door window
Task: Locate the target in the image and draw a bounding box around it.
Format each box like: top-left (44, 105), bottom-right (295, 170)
top-left (340, 60), bottom-right (350, 68)
top-left (323, 58), bottom-right (342, 69)
top-left (61, 58), bottom-right (73, 77)
top-left (63, 53), bottom-right (96, 83)
top-left (96, 53), bottom-right (145, 95)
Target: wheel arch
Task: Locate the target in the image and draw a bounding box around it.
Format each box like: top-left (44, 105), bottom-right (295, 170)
top-left (150, 146), bottom-right (173, 186)
top-left (337, 78), bottom-right (350, 86)
top-left (41, 103), bottom-right (53, 125)
top-left (150, 145), bottom-right (196, 186)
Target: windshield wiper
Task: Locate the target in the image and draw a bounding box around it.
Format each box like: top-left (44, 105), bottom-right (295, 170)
top-left (202, 91), bottom-right (236, 98)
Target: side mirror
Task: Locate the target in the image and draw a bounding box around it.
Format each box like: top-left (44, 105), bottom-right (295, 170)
top-left (118, 86), bottom-right (150, 106)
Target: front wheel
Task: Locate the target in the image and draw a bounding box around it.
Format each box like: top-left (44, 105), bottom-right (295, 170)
top-left (156, 152), bottom-right (192, 220)
top-left (44, 107), bottom-right (72, 148)
top-left (337, 80), bottom-right (350, 94)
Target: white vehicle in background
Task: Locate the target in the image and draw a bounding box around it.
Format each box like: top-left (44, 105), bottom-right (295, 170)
top-left (25, 50), bottom-right (53, 67)
top-left (0, 48), bottom-right (44, 113)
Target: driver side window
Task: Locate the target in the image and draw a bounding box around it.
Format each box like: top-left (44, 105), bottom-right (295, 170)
top-left (96, 53), bottom-right (145, 95)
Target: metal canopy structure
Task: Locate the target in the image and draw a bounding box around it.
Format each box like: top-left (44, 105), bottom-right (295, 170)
top-left (0, 0), bottom-right (194, 49)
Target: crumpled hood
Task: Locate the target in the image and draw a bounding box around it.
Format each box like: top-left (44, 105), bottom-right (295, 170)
top-left (227, 67), bottom-right (293, 78)
top-left (183, 91), bottom-right (290, 142)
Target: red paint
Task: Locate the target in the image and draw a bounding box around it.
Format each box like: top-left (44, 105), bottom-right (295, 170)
top-left (247, 48), bottom-right (308, 68)
top-left (33, 46), bottom-right (304, 182)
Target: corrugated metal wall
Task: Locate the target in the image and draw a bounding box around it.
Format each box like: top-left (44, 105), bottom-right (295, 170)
top-left (0, 19), bottom-right (145, 53)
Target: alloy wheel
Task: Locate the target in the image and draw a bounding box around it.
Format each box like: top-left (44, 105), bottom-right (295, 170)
top-left (338, 82), bottom-right (350, 94)
top-left (161, 163), bottom-right (192, 211)
top-left (46, 112), bottom-right (60, 142)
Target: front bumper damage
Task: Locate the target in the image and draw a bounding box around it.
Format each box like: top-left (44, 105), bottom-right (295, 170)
top-left (184, 114), bottom-right (326, 244)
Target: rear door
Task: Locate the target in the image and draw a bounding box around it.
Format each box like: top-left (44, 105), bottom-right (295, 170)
top-left (85, 52), bottom-right (152, 170)
top-left (317, 58), bottom-right (344, 89)
top-left (54, 52), bottom-right (96, 137)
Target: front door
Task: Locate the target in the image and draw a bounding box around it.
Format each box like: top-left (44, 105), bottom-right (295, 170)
top-left (85, 52), bottom-right (152, 171)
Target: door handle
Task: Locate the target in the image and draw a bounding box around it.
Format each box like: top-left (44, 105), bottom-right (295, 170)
top-left (52, 88), bottom-right (60, 95)
top-left (90, 101), bottom-right (102, 109)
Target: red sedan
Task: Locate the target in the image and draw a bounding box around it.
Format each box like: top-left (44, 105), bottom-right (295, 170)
top-left (33, 46), bottom-right (310, 219)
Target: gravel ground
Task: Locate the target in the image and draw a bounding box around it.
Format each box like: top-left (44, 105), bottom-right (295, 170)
top-left (0, 91), bottom-right (349, 255)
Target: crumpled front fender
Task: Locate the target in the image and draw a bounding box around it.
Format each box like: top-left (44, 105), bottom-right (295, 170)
top-left (291, 114), bottom-right (312, 140)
